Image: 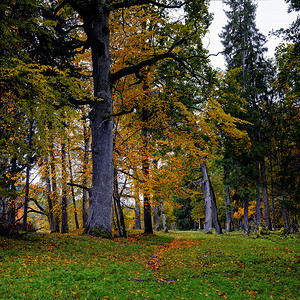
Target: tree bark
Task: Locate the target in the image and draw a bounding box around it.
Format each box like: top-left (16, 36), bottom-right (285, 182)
top-left (67, 143), bottom-right (79, 230)
top-left (23, 119), bottom-right (34, 231)
top-left (200, 162), bottom-right (212, 234)
top-left (281, 201), bottom-right (290, 231)
top-left (75, 6), bottom-right (114, 237)
top-left (153, 204), bottom-right (160, 231)
top-left (243, 196), bottom-right (249, 235)
top-left (61, 142), bottom-right (68, 233)
top-left (209, 179), bottom-right (223, 234)
top-left (260, 159), bottom-right (271, 230)
top-left (255, 161), bottom-right (261, 233)
top-left (225, 187), bottom-right (234, 232)
top-left (113, 168), bottom-right (127, 237)
top-left (43, 157), bottom-right (55, 232)
top-left (135, 200), bottom-right (141, 230)
top-left (141, 58), bottom-right (152, 234)
top-left (269, 157), bottom-right (276, 230)
top-left (161, 202), bottom-right (167, 232)
top-left (82, 116), bottom-right (89, 228)
top-left (8, 158), bottom-right (17, 225)
top-left (49, 125), bottom-right (60, 232)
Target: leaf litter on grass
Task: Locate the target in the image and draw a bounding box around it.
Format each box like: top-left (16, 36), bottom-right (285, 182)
top-left (0, 230), bottom-right (299, 299)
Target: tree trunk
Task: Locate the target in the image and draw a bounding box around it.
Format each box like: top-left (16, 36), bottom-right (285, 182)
top-left (161, 202), bottom-right (167, 232)
top-left (243, 196), bottom-right (249, 235)
top-left (135, 198), bottom-right (141, 230)
top-left (8, 157), bottom-right (17, 225)
top-left (200, 162), bottom-right (212, 234)
top-left (23, 119), bottom-right (33, 231)
top-left (8, 158), bottom-right (17, 225)
top-left (61, 142), bottom-right (68, 233)
top-left (225, 187), bottom-right (234, 232)
top-left (113, 168), bottom-right (127, 237)
top-left (260, 160), bottom-right (271, 230)
top-left (82, 116), bottom-right (89, 228)
top-left (281, 201), bottom-right (290, 231)
top-left (43, 157), bottom-right (55, 232)
top-left (113, 198), bottom-right (120, 235)
top-left (153, 204), bottom-right (160, 231)
top-left (67, 143), bottom-right (79, 230)
top-left (209, 179), bottom-right (223, 234)
top-left (292, 216), bottom-right (298, 232)
top-left (49, 126), bottom-right (60, 232)
top-left (141, 78), bottom-right (152, 234)
top-left (77, 6), bottom-right (113, 237)
top-left (255, 161), bottom-right (261, 233)
top-left (269, 157), bottom-right (276, 230)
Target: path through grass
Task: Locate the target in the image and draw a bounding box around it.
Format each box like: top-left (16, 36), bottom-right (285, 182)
top-left (0, 230), bottom-right (299, 299)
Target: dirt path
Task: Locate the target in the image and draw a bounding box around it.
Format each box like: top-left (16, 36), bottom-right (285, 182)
top-left (147, 236), bottom-right (196, 270)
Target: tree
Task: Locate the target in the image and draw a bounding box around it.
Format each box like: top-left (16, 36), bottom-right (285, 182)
top-left (0, 0), bottom-right (90, 233)
top-left (53, 0), bottom-right (214, 237)
top-left (220, 0), bottom-right (271, 233)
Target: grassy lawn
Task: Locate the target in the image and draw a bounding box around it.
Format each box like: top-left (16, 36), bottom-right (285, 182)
top-left (0, 230), bottom-right (299, 299)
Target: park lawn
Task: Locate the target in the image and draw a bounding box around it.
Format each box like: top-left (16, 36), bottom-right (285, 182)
top-left (0, 230), bottom-right (299, 299)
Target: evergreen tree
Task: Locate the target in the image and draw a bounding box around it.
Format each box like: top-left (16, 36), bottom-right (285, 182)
top-left (220, 0), bottom-right (272, 233)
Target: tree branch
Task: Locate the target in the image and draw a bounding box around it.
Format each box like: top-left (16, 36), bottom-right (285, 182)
top-left (54, 0), bottom-right (70, 14)
top-left (67, 182), bottom-right (90, 192)
top-left (68, 96), bottom-right (96, 106)
top-left (110, 0), bottom-right (187, 10)
top-left (110, 51), bottom-right (175, 84)
top-left (28, 207), bottom-right (47, 216)
top-left (29, 198), bottom-right (45, 213)
top-left (107, 106), bottom-right (136, 119)
top-left (118, 169), bottom-right (143, 182)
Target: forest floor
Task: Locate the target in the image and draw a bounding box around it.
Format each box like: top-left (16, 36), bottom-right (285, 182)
top-left (0, 230), bottom-right (299, 299)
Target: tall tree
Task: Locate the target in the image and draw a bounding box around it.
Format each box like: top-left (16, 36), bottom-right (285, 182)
top-left (54, 0), bottom-right (212, 237)
top-left (220, 0), bottom-right (271, 233)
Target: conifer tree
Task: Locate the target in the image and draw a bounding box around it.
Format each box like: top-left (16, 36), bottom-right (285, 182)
top-left (220, 0), bottom-right (271, 233)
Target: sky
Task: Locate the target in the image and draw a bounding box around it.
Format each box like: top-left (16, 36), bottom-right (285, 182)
top-left (205, 0), bottom-right (298, 70)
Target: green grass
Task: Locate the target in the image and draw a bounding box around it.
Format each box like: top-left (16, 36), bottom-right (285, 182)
top-left (0, 230), bottom-right (299, 299)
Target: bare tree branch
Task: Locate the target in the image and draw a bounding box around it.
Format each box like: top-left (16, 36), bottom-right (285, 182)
top-left (30, 198), bottom-right (45, 213)
top-left (67, 182), bottom-right (90, 192)
top-left (28, 207), bottom-right (47, 216)
top-left (110, 0), bottom-right (188, 10)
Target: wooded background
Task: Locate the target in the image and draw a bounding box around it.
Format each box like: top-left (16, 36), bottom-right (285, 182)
top-left (0, 0), bottom-right (298, 237)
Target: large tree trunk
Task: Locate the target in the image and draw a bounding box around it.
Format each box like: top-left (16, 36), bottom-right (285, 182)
top-left (77, 6), bottom-right (113, 237)
top-left (209, 179), bottom-right (223, 234)
top-left (61, 142), bottom-right (69, 233)
top-left (260, 160), bottom-right (271, 230)
top-left (200, 162), bottom-right (212, 234)
top-left (82, 116), bottom-right (89, 228)
top-left (200, 161), bottom-right (222, 234)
